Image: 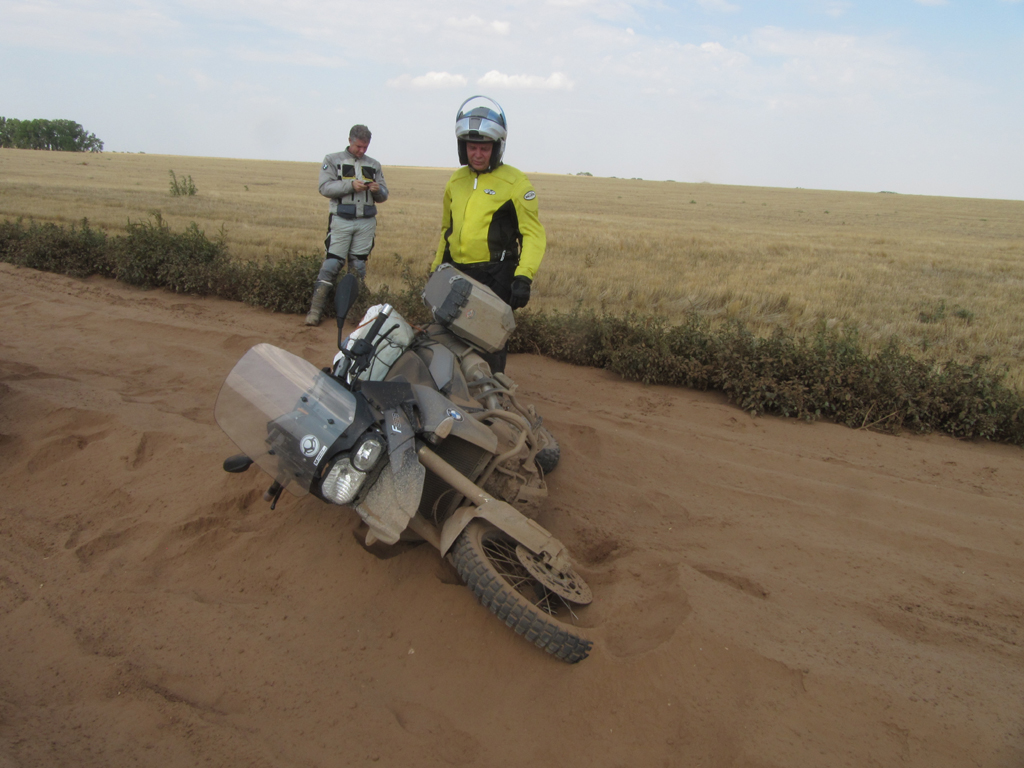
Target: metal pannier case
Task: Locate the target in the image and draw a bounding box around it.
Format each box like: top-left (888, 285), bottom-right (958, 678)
top-left (422, 264), bottom-right (516, 353)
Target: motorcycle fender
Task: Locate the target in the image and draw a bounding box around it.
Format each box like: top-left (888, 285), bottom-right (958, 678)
top-left (411, 385), bottom-right (498, 454)
top-left (439, 498), bottom-right (567, 565)
top-left (355, 409), bottom-right (425, 545)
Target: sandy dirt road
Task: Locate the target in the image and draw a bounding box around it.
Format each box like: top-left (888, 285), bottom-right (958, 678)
top-left (1, 262), bottom-right (1022, 767)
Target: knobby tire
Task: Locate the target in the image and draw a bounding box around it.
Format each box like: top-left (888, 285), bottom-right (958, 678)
top-left (450, 520), bottom-right (592, 663)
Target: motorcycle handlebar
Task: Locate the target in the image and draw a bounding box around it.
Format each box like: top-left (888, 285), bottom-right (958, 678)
top-left (342, 304), bottom-right (395, 381)
top-left (365, 304), bottom-right (393, 344)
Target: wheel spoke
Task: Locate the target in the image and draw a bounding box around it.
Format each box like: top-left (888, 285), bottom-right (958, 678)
top-left (482, 535), bottom-right (579, 616)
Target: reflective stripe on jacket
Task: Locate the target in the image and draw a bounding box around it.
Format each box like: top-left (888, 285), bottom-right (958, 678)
top-left (319, 150), bottom-right (389, 218)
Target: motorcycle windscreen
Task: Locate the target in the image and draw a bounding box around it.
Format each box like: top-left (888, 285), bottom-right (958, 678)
top-left (215, 343), bottom-right (358, 496)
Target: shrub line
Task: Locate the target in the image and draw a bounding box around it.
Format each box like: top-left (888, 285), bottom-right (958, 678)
top-left (2, 216), bottom-right (1021, 445)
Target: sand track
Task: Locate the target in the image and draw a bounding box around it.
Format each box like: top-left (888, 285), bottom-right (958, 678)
top-left (1, 262), bottom-right (1021, 767)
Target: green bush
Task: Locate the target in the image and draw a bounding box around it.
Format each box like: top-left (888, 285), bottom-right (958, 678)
top-left (228, 253), bottom-right (321, 313)
top-left (168, 170), bottom-right (197, 197)
top-left (111, 213), bottom-right (226, 294)
top-left (512, 306), bottom-right (1024, 442)
top-left (0, 217), bottom-right (110, 277)
top-left (2, 215), bottom-right (1022, 446)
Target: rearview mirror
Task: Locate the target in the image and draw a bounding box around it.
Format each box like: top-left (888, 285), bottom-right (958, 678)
top-left (222, 454), bottom-right (254, 473)
top-left (335, 273), bottom-right (360, 349)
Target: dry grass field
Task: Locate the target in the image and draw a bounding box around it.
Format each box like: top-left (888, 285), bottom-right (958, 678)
top-left (2, 147), bottom-right (1022, 386)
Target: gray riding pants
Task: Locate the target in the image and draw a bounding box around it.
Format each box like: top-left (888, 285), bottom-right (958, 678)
top-left (319, 215), bottom-right (376, 282)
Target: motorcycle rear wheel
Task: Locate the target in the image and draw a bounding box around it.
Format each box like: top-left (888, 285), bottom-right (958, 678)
top-left (450, 520), bottom-right (592, 663)
top-left (535, 427), bottom-right (560, 475)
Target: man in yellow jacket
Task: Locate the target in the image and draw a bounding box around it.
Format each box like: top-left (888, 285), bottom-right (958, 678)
top-left (430, 96), bottom-right (546, 373)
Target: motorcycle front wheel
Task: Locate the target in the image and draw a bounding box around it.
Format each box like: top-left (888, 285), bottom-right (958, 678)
top-left (450, 520), bottom-right (592, 663)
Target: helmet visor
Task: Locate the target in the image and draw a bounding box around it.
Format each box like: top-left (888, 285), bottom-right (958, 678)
top-left (455, 95), bottom-right (507, 143)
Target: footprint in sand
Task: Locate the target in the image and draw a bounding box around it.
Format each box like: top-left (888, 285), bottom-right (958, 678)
top-left (75, 528), bottom-right (135, 565)
top-left (594, 557), bottom-right (692, 658)
top-left (387, 700), bottom-right (481, 765)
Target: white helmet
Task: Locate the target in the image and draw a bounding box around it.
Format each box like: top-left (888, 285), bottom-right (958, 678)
top-left (455, 95), bottom-right (507, 171)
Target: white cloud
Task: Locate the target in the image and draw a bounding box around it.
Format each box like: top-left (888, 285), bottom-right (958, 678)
top-left (229, 45), bottom-right (347, 68)
top-left (386, 71), bottom-right (468, 89)
top-left (695, 41), bottom-right (748, 66)
top-left (582, 36), bottom-right (751, 95)
top-left (580, 24), bottom-right (938, 135)
top-left (476, 70), bottom-right (575, 90)
top-left (745, 26), bottom-right (919, 93)
top-left (189, 69), bottom-right (215, 90)
top-left (445, 15), bottom-right (510, 35)
top-left (0, 0), bottom-right (177, 53)
top-left (823, 1), bottom-right (852, 17)
top-left (696, 0), bottom-right (740, 12)
top-left (544, 0), bottom-right (640, 20)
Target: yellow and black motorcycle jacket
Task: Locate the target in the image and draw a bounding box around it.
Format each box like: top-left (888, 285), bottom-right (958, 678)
top-left (431, 164), bottom-right (546, 281)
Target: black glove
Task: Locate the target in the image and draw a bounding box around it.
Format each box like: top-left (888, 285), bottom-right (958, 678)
top-left (509, 276), bottom-right (532, 310)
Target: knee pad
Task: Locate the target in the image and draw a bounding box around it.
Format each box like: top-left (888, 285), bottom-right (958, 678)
top-left (348, 256), bottom-right (368, 279)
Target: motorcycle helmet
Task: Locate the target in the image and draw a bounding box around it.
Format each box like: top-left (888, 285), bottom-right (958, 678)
top-left (455, 95), bottom-right (507, 171)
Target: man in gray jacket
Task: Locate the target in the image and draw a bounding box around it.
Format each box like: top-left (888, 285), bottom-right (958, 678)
top-left (305, 124), bottom-right (389, 326)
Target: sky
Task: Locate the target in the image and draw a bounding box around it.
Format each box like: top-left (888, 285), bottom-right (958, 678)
top-left (2, 0), bottom-right (1023, 199)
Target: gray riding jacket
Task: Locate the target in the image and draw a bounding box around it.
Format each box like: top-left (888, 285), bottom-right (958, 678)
top-left (319, 149), bottom-right (389, 219)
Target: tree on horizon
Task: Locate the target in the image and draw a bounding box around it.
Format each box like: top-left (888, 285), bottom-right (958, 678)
top-left (0, 117), bottom-right (104, 152)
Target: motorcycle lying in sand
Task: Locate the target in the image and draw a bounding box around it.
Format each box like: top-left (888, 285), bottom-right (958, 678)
top-left (214, 265), bottom-right (593, 663)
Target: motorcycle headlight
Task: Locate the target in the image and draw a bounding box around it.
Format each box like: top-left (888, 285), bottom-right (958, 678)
top-left (320, 458), bottom-right (366, 505)
top-left (352, 435), bottom-right (385, 471)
